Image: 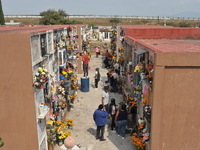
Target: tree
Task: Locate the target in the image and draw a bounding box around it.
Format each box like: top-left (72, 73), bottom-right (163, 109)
top-left (109, 18), bottom-right (120, 25)
top-left (179, 21), bottom-right (191, 27)
top-left (0, 0), bottom-right (5, 25)
top-left (39, 9), bottom-right (68, 25)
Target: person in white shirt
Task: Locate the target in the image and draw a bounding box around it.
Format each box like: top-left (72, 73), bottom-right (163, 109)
top-left (109, 98), bottom-right (117, 132)
top-left (111, 69), bottom-right (118, 94)
top-left (102, 86), bottom-right (109, 112)
top-left (114, 62), bottom-right (119, 70)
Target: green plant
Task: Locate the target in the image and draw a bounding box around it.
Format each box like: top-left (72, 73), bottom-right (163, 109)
top-left (39, 9), bottom-right (68, 25)
top-left (0, 137), bottom-right (4, 147)
top-left (47, 131), bottom-right (53, 145)
top-left (179, 21), bottom-right (191, 27)
top-left (0, 0), bottom-right (5, 25)
top-left (109, 18), bottom-right (120, 24)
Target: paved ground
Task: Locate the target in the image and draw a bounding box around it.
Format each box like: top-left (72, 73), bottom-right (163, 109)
top-left (55, 54), bottom-right (136, 150)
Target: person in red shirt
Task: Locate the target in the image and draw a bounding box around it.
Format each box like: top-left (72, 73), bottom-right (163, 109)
top-left (82, 51), bottom-right (89, 78)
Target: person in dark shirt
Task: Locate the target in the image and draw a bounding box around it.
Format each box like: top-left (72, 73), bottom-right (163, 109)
top-left (115, 104), bottom-right (128, 139)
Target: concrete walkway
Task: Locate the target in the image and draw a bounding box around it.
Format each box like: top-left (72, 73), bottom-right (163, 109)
top-left (55, 54), bottom-right (136, 150)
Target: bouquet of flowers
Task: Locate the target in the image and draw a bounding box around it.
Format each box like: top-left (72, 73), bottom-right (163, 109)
top-left (132, 133), bottom-right (146, 150)
top-left (142, 128), bottom-right (150, 142)
top-left (134, 64), bottom-right (143, 73)
top-left (57, 86), bottom-right (65, 95)
top-left (58, 41), bottom-right (65, 48)
top-left (47, 130), bottom-right (53, 145)
top-left (33, 67), bottom-right (49, 89)
top-left (70, 94), bottom-right (77, 101)
top-left (144, 105), bottom-right (151, 115)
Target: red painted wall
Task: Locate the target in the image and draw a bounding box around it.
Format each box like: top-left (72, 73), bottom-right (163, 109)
top-left (125, 28), bottom-right (200, 39)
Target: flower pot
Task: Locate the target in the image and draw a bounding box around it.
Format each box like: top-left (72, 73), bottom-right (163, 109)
top-left (58, 139), bottom-right (63, 146)
top-left (48, 143), bottom-right (54, 150)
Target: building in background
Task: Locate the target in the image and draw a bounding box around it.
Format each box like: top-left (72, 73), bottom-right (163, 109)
top-left (119, 26), bottom-right (200, 150)
top-left (0, 24), bottom-right (87, 150)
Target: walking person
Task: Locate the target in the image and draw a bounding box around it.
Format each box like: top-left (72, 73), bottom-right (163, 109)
top-left (95, 46), bottom-right (100, 58)
top-left (94, 68), bottom-right (100, 90)
top-left (82, 51), bottom-right (89, 78)
top-left (115, 104), bottom-right (128, 139)
top-left (93, 104), bottom-right (108, 141)
top-left (109, 98), bottom-right (117, 132)
top-left (102, 86), bottom-right (109, 112)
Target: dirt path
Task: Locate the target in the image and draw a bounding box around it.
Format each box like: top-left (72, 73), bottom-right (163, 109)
top-left (55, 54), bottom-right (136, 150)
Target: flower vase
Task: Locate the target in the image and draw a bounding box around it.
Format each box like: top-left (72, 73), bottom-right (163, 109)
top-left (58, 139), bottom-right (63, 146)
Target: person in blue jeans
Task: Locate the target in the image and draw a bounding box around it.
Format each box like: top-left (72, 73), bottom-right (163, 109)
top-left (93, 104), bottom-right (108, 141)
top-left (115, 104), bottom-right (128, 139)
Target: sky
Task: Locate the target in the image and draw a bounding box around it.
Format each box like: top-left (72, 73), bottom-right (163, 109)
top-left (2, 0), bottom-right (200, 17)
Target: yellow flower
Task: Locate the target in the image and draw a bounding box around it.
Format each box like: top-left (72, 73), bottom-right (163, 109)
top-left (68, 70), bottom-right (73, 74)
top-left (42, 72), bottom-right (46, 75)
top-left (38, 67), bottom-right (43, 72)
top-left (62, 71), bottom-right (67, 75)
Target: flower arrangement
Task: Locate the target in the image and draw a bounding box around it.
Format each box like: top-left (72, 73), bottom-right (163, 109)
top-left (118, 47), bottom-right (124, 52)
top-left (142, 96), bottom-right (148, 106)
top-left (64, 119), bottom-right (74, 128)
top-left (126, 70), bottom-right (131, 74)
top-left (128, 74), bottom-right (133, 85)
top-left (142, 128), bottom-right (150, 142)
top-left (130, 101), bottom-right (137, 107)
top-left (58, 41), bottom-right (65, 48)
top-left (146, 75), bottom-right (153, 85)
top-left (62, 69), bottom-right (74, 80)
top-left (70, 94), bottom-right (77, 101)
top-left (57, 127), bottom-right (71, 140)
top-left (50, 114), bottom-right (56, 120)
top-left (135, 85), bottom-right (142, 92)
top-left (134, 64), bottom-right (143, 73)
top-left (146, 64), bottom-right (154, 72)
top-left (112, 56), bottom-right (117, 61)
top-left (54, 119), bottom-right (74, 140)
top-left (132, 133), bottom-right (146, 150)
top-left (67, 45), bottom-right (74, 51)
top-left (138, 118), bottom-right (145, 130)
top-left (144, 105), bottom-right (151, 115)
top-left (57, 86), bottom-right (65, 95)
top-left (47, 130), bottom-right (53, 145)
top-left (58, 96), bottom-right (67, 109)
top-left (33, 66), bottom-right (49, 89)
top-left (118, 56), bottom-right (124, 65)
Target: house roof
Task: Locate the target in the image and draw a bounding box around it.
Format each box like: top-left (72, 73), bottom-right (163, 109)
top-left (140, 39), bottom-right (200, 53)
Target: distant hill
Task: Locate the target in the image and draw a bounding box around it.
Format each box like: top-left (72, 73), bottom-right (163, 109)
top-left (169, 11), bottom-right (200, 18)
